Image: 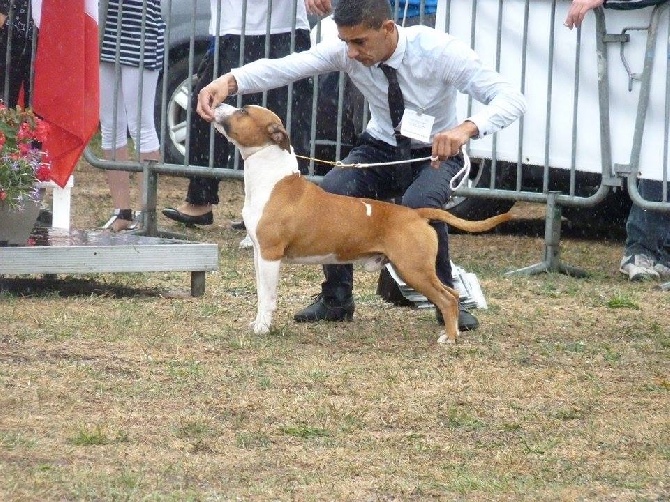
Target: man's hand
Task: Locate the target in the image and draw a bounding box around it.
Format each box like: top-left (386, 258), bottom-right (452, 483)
top-left (0, 13), bottom-right (7, 29)
top-left (196, 73), bottom-right (238, 122)
top-left (431, 121), bottom-right (478, 167)
top-left (305, 0), bottom-right (332, 17)
top-left (564, 0), bottom-right (604, 29)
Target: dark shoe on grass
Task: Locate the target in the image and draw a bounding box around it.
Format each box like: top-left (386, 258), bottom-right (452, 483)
top-left (436, 303), bottom-right (480, 331)
top-left (294, 294), bottom-right (355, 322)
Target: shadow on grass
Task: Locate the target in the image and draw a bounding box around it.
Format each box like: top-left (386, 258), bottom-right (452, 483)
top-left (0, 276), bottom-right (168, 298)
top-left (452, 216), bottom-right (627, 242)
top-left (499, 218), bottom-right (627, 241)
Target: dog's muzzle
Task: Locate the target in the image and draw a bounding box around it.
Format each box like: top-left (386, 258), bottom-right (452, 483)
top-left (213, 103), bottom-right (237, 137)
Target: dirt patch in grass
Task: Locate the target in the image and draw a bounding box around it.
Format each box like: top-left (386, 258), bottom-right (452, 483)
top-left (1, 160), bottom-right (668, 501)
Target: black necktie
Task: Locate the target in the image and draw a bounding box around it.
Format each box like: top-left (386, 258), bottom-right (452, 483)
top-left (379, 63), bottom-right (404, 129)
top-left (379, 63), bottom-right (411, 162)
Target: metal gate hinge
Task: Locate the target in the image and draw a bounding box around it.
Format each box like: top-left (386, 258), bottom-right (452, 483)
top-left (603, 33), bottom-right (630, 43)
top-left (613, 163), bottom-right (632, 176)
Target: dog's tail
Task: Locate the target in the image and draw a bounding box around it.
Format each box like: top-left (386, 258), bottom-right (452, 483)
top-left (416, 208), bottom-right (512, 233)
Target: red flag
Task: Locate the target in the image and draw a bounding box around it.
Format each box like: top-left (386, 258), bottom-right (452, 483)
top-left (32, 0), bottom-right (99, 188)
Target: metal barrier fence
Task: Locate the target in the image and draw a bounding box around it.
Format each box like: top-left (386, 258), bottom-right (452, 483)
top-left (435, 0), bottom-right (670, 277)
top-left (3, 0), bottom-right (669, 278)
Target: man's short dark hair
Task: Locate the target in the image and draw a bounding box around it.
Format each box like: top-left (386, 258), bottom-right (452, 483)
top-left (333, 0), bottom-right (393, 29)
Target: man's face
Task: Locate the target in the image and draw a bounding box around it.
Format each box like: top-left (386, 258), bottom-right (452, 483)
top-left (337, 20), bottom-right (397, 67)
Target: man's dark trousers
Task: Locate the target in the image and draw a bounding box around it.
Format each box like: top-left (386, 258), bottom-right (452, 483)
top-left (318, 132), bottom-right (463, 302)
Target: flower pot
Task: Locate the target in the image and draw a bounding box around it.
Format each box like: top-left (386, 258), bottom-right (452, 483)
top-left (0, 199), bottom-right (41, 246)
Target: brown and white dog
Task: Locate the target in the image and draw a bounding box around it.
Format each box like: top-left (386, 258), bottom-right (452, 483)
top-left (213, 103), bottom-right (510, 344)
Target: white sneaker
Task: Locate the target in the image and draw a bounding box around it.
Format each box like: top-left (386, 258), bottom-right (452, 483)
top-left (619, 254), bottom-right (660, 281)
top-left (653, 261), bottom-right (670, 278)
top-left (239, 234), bottom-right (253, 249)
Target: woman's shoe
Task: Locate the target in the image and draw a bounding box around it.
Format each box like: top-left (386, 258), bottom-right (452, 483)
top-left (162, 207), bottom-right (214, 225)
top-left (103, 209), bottom-right (138, 232)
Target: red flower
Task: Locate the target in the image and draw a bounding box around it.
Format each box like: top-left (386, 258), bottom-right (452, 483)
top-left (1, 106), bottom-right (51, 211)
top-left (17, 122), bottom-right (34, 142)
top-left (18, 143), bottom-right (31, 156)
top-left (34, 120), bottom-right (49, 143)
top-left (35, 163), bottom-right (51, 182)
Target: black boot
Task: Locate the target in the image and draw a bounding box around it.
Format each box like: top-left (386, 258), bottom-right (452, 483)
top-left (294, 294), bottom-right (355, 322)
top-left (436, 302), bottom-right (479, 331)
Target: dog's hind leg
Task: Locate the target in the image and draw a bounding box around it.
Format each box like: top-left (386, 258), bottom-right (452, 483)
top-left (432, 285), bottom-right (461, 344)
top-left (391, 257), bottom-right (460, 343)
top-left (385, 230), bottom-right (460, 343)
top-left (253, 254), bottom-right (281, 335)
top-left (412, 275), bottom-right (460, 344)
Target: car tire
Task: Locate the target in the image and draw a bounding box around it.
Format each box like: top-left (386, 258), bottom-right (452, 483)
top-left (155, 53), bottom-right (204, 165)
top-left (445, 158), bottom-right (516, 220)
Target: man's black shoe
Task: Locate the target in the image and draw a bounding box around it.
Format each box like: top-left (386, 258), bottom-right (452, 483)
top-left (294, 294), bottom-right (355, 322)
top-left (436, 303), bottom-right (480, 331)
top-left (162, 208), bottom-right (213, 225)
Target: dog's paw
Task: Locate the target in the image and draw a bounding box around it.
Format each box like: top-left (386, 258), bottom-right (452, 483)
top-left (437, 329), bottom-right (459, 344)
top-left (250, 318), bottom-right (271, 335)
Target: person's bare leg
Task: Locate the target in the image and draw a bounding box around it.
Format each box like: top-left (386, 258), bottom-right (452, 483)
top-left (104, 147), bottom-right (134, 232)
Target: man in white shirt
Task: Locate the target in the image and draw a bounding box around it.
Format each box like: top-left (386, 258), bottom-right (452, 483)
top-left (197, 0), bottom-right (526, 331)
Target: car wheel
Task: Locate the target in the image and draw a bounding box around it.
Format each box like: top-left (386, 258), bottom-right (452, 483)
top-left (445, 158), bottom-right (516, 220)
top-left (155, 54), bottom-right (203, 165)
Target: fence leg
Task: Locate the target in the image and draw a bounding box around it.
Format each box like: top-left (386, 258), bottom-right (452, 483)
top-left (191, 271), bottom-right (206, 297)
top-left (143, 162), bottom-right (159, 237)
top-left (506, 192), bottom-right (588, 277)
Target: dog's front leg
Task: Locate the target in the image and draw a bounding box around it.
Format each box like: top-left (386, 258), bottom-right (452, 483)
top-left (252, 253), bottom-right (281, 335)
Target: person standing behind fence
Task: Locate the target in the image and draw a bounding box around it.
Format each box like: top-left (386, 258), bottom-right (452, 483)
top-left (161, 0), bottom-right (313, 228)
top-left (565, 0), bottom-right (670, 280)
top-left (99, 0), bottom-right (165, 232)
top-left (0, 0), bottom-right (35, 108)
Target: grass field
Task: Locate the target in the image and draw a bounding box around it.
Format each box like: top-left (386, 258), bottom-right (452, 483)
top-left (1, 160), bottom-right (669, 501)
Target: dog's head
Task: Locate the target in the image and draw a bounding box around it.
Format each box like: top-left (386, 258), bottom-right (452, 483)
top-left (213, 103), bottom-right (291, 157)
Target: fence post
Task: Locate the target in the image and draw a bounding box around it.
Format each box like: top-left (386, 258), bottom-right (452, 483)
top-left (506, 192), bottom-right (588, 277)
top-left (143, 161), bottom-right (159, 237)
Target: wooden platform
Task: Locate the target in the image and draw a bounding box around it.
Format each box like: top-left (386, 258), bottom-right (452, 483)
top-left (0, 228), bottom-right (219, 297)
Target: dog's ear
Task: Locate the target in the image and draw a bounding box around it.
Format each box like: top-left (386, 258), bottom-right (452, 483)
top-left (267, 123), bottom-right (291, 153)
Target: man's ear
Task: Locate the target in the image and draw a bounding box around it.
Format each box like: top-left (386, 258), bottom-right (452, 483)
top-left (267, 123), bottom-right (291, 153)
top-left (381, 19), bottom-right (396, 36)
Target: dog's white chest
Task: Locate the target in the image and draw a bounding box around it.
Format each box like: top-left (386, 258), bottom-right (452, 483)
top-left (242, 147), bottom-right (299, 228)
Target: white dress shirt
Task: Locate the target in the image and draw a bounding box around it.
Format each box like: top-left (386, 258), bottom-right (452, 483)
top-left (209, 0), bottom-right (310, 36)
top-left (232, 24), bottom-right (527, 147)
